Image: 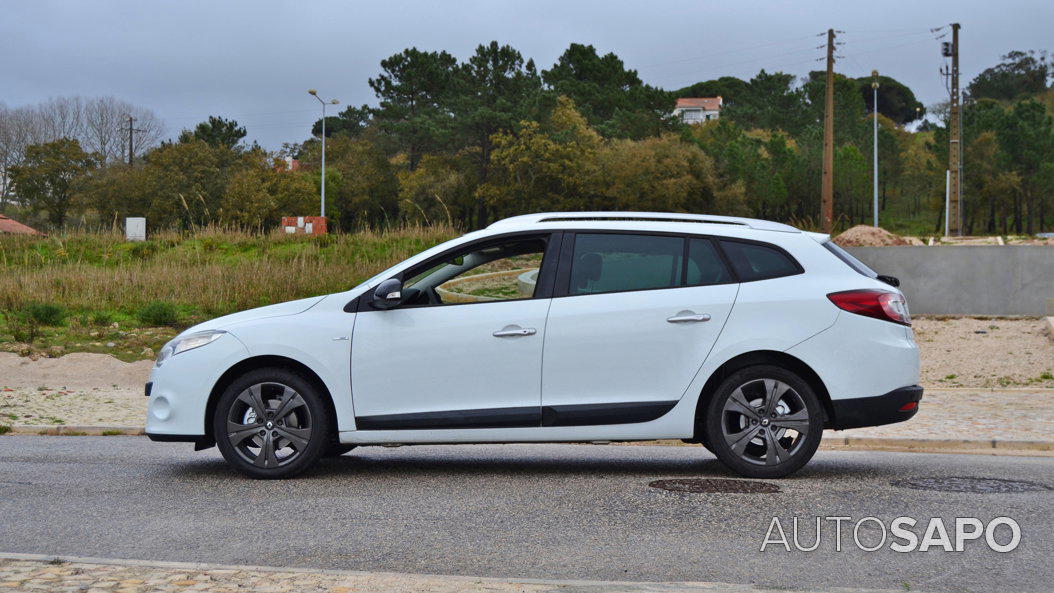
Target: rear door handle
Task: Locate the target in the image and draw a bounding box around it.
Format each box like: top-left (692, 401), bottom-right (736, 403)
top-left (666, 312), bottom-right (711, 323)
top-left (493, 325), bottom-right (537, 337)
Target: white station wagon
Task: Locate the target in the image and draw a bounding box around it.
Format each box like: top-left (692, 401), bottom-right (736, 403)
top-left (146, 212), bottom-right (921, 479)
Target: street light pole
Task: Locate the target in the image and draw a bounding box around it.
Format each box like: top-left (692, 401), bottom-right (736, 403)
top-left (308, 89), bottom-right (340, 219)
top-left (871, 71), bottom-right (880, 228)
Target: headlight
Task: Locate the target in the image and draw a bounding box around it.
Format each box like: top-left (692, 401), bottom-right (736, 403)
top-left (155, 330), bottom-right (226, 367)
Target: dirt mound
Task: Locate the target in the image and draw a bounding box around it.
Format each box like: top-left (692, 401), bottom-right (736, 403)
top-left (833, 225), bottom-right (912, 247)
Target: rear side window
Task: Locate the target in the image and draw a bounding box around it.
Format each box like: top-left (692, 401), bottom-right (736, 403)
top-left (687, 238), bottom-right (733, 286)
top-left (719, 240), bottom-right (802, 282)
top-left (569, 233), bottom-right (683, 295)
top-left (822, 240), bottom-right (878, 279)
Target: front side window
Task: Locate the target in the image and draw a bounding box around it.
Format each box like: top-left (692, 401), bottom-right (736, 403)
top-left (403, 237), bottom-right (547, 305)
top-left (719, 239), bottom-right (802, 282)
top-left (569, 234), bottom-right (684, 296)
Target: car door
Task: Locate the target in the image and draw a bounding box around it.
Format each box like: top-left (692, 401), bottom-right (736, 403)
top-left (350, 232), bottom-right (559, 430)
top-left (540, 232), bottom-right (738, 425)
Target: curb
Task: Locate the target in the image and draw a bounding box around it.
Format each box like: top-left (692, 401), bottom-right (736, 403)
top-left (820, 436), bottom-right (1054, 455)
top-left (6, 425), bottom-right (144, 436)
top-left (0, 552), bottom-right (934, 593)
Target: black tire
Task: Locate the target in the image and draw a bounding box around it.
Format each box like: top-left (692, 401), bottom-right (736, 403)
top-left (703, 365), bottom-right (823, 479)
top-left (213, 368), bottom-right (331, 479)
top-left (323, 443), bottom-right (357, 457)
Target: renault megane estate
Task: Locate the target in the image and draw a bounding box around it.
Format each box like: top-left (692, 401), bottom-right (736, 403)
top-left (146, 212), bottom-right (922, 479)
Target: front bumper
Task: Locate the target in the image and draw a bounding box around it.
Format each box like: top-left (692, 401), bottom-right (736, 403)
top-left (145, 331), bottom-right (249, 438)
top-left (829, 385), bottom-right (923, 430)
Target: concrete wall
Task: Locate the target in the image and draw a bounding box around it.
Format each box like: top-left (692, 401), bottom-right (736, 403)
top-left (846, 246), bottom-right (1054, 316)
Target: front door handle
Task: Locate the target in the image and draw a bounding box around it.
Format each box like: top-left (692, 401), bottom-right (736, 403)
top-left (493, 325), bottom-right (537, 338)
top-left (666, 311), bottom-right (711, 323)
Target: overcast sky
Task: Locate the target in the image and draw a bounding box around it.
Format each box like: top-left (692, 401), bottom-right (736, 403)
top-left (3, 0), bottom-right (1051, 149)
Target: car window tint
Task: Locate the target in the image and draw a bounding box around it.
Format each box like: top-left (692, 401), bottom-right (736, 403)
top-left (719, 240), bottom-right (801, 281)
top-left (686, 238), bottom-right (732, 286)
top-left (569, 234), bottom-right (683, 295)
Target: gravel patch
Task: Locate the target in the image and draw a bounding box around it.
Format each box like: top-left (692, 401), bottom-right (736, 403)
top-left (914, 317), bottom-right (1054, 388)
top-left (0, 352), bottom-right (149, 426)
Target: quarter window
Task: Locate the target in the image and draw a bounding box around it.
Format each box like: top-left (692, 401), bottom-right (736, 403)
top-left (719, 240), bottom-right (801, 281)
top-left (569, 234), bottom-right (684, 295)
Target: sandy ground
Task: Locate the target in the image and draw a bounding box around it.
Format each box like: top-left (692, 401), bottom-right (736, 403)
top-left (914, 317), bottom-right (1054, 388)
top-left (0, 318), bottom-right (1050, 428)
top-left (0, 352), bottom-right (151, 426)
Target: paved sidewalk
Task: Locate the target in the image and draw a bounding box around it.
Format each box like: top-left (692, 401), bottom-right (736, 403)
top-left (835, 388), bottom-right (1053, 442)
top-left (0, 554), bottom-right (935, 593)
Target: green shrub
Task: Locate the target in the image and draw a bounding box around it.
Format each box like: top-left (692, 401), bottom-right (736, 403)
top-left (89, 310), bottom-right (116, 326)
top-left (0, 425), bottom-right (11, 435)
top-left (4, 310), bottom-right (41, 343)
top-left (25, 302), bottom-right (66, 326)
top-left (138, 301), bottom-right (181, 326)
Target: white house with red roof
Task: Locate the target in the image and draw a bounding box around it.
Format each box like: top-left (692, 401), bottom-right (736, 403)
top-left (673, 96), bottom-right (722, 124)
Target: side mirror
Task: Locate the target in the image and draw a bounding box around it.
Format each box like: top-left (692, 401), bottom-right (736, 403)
top-left (371, 278), bottom-right (404, 310)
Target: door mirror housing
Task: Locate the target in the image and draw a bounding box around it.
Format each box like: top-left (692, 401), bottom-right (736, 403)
top-left (371, 278), bottom-right (404, 310)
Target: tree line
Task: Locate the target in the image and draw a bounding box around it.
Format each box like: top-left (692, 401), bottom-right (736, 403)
top-left (2, 44), bottom-right (1052, 234)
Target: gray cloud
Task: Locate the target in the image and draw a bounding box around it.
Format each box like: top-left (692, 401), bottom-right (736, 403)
top-left (2, 0), bottom-right (1050, 149)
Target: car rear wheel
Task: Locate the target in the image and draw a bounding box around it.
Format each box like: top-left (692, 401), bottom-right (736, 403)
top-left (214, 368), bottom-right (331, 479)
top-left (704, 365), bottom-right (823, 478)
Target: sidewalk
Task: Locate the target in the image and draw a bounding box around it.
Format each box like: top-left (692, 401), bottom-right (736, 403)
top-left (0, 553), bottom-right (936, 593)
top-left (822, 387), bottom-right (1054, 454)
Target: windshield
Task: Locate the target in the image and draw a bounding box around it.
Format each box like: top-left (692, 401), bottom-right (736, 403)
top-left (822, 241), bottom-right (878, 279)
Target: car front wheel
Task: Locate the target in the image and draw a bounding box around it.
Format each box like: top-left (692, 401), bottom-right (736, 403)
top-left (214, 368), bottom-right (331, 479)
top-left (704, 365), bottom-right (823, 479)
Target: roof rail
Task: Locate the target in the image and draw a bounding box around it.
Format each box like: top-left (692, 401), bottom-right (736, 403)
top-left (487, 212), bottom-right (799, 233)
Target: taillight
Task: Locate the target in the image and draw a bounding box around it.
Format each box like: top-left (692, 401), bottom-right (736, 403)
top-left (827, 289), bottom-right (911, 326)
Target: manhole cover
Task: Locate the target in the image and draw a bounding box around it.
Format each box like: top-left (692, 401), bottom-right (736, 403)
top-left (648, 478), bottom-right (780, 494)
top-left (892, 477), bottom-right (1052, 494)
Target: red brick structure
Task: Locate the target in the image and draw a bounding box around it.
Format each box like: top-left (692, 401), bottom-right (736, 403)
top-left (281, 216), bottom-right (328, 235)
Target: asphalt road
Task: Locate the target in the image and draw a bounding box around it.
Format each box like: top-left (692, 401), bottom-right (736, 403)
top-left (0, 437), bottom-right (1051, 593)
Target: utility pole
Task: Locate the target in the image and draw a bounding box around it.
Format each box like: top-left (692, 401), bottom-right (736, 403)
top-left (126, 116), bottom-right (144, 166)
top-left (872, 70), bottom-right (880, 228)
top-left (820, 29), bottom-right (836, 233)
top-left (945, 23), bottom-right (962, 236)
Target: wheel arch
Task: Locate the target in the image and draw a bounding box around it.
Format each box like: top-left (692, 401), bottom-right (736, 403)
top-left (692, 350), bottom-right (834, 440)
top-left (202, 355), bottom-right (339, 446)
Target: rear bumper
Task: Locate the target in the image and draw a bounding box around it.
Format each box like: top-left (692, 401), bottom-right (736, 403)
top-left (829, 385), bottom-right (923, 430)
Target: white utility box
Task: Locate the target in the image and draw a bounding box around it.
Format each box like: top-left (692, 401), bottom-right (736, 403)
top-left (126, 217), bottom-right (146, 242)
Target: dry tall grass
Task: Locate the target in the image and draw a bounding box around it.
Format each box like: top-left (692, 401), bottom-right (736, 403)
top-left (0, 225), bottom-right (457, 316)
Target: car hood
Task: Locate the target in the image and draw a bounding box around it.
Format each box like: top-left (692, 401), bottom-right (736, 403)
top-left (183, 295), bottom-right (328, 335)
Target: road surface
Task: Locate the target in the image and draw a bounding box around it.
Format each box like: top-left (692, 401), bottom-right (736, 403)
top-left (0, 437), bottom-right (1051, 592)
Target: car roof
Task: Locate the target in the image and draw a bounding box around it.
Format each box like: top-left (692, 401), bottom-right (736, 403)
top-left (487, 211), bottom-right (802, 235)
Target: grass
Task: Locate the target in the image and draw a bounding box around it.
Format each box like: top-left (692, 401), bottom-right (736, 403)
top-left (0, 225), bottom-right (458, 360)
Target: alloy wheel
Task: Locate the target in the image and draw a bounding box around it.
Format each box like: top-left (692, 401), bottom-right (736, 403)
top-left (225, 382), bottom-right (313, 469)
top-left (720, 378), bottom-right (810, 466)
